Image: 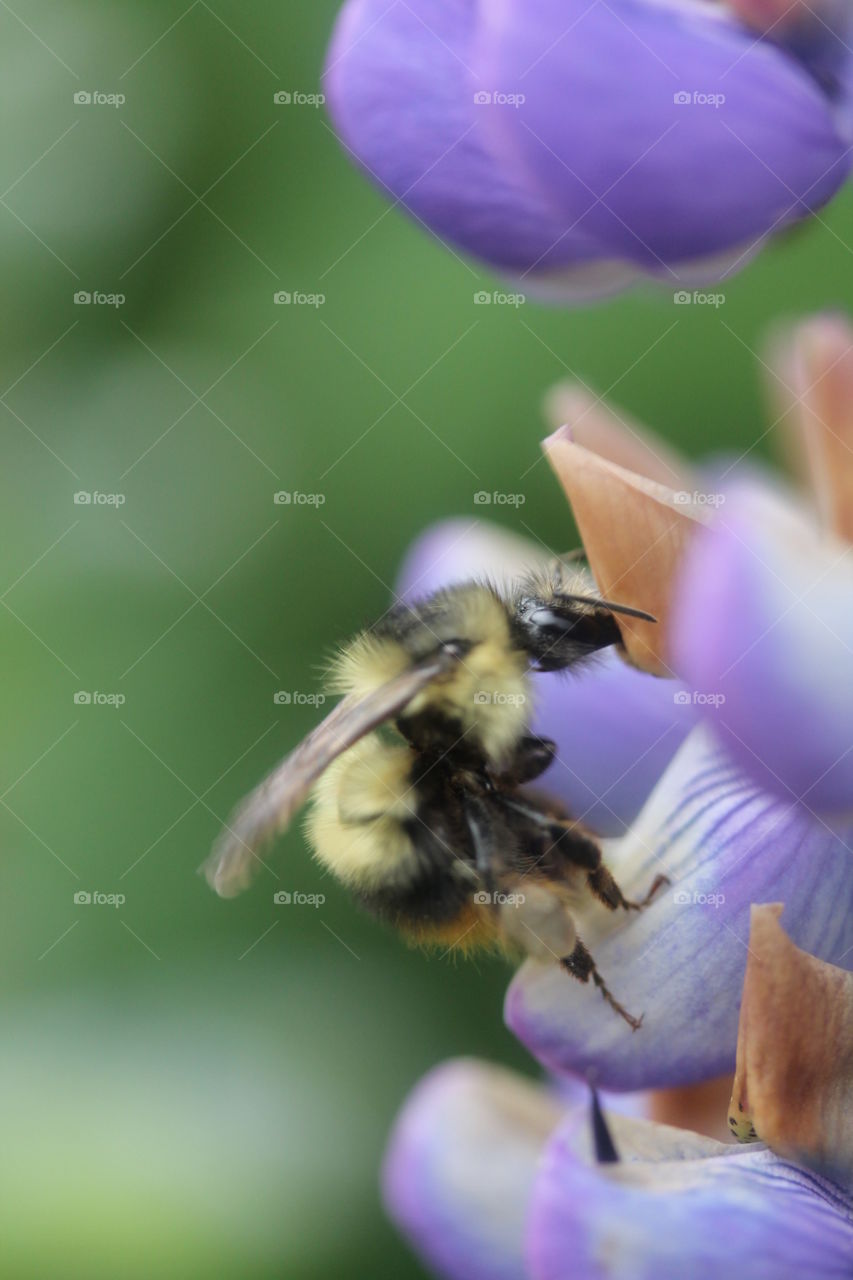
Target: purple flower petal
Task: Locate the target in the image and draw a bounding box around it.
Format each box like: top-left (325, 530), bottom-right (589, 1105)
top-left (382, 1059), bottom-right (561, 1280)
top-left (528, 1108), bottom-right (853, 1280)
top-left (325, 0), bottom-right (851, 290)
top-left (533, 659), bottom-right (689, 837)
top-left (672, 487), bottom-right (853, 815)
top-left (475, 0), bottom-right (851, 270)
top-left (323, 0), bottom-right (575, 273)
top-left (505, 728), bottom-right (853, 1090)
top-left (396, 518), bottom-right (691, 834)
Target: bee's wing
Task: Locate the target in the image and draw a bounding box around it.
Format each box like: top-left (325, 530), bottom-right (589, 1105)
top-left (201, 652), bottom-right (453, 898)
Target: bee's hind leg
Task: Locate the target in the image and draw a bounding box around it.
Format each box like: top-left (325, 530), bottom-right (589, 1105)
top-left (588, 865), bottom-right (670, 913)
top-left (561, 939), bottom-right (642, 1031)
top-left (544, 821), bottom-right (669, 914)
top-left (498, 799), bottom-right (668, 913)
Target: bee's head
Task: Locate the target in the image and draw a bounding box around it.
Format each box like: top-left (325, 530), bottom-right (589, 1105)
top-left (514, 591), bottom-right (656, 673)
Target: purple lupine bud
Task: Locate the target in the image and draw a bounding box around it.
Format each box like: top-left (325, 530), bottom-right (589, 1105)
top-left (324, 0), bottom-right (853, 298)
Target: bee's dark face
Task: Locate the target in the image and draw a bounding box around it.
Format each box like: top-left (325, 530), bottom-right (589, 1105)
top-left (515, 598), bottom-right (622, 671)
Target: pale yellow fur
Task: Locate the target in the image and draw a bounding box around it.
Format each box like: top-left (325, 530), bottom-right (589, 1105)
top-left (326, 586), bottom-right (530, 768)
top-left (305, 737), bottom-right (421, 891)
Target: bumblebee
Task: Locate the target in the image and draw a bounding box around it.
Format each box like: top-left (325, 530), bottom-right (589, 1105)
top-left (203, 562), bottom-right (665, 1028)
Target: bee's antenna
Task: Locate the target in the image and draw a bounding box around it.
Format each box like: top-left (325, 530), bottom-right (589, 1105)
top-left (588, 1081), bottom-right (620, 1164)
top-left (555, 592), bottom-right (657, 625)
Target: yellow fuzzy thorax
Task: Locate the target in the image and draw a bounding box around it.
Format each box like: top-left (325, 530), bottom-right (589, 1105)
top-left (326, 585), bottom-right (530, 768)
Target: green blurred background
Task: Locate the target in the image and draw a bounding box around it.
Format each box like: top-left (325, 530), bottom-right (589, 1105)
top-left (2, 2), bottom-right (851, 1276)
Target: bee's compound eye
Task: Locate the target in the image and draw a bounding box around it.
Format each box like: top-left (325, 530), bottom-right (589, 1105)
top-left (527, 607), bottom-right (578, 635)
top-left (440, 638), bottom-right (469, 659)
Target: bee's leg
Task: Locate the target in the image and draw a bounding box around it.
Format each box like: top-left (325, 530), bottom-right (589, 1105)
top-left (587, 865), bottom-right (670, 913)
top-left (464, 795), bottom-right (499, 898)
top-left (545, 823), bottom-right (668, 914)
top-left (501, 796), bottom-right (668, 910)
top-left (497, 736), bottom-right (557, 786)
top-left (561, 939), bottom-right (643, 1031)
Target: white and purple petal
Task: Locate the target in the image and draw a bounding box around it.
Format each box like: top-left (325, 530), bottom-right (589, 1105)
top-left (672, 487), bottom-right (853, 816)
top-left (396, 519), bottom-right (691, 833)
top-left (383, 1061), bottom-right (853, 1280)
top-left (528, 1108), bottom-right (853, 1280)
top-left (505, 728), bottom-right (853, 1089)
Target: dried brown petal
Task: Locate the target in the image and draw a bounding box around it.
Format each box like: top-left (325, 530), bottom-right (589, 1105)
top-left (728, 904), bottom-right (853, 1178)
top-left (769, 314), bottom-right (853, 545)
top-left (543, 427), bottom-right (709, 675)
top-left (543, 383), bottom-right (693, 490)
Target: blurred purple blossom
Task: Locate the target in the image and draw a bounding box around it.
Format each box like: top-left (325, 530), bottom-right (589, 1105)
top-left (383, 1060), bottom-right (853, 1280)
top-left (325, 0), bottom-right (853, 298)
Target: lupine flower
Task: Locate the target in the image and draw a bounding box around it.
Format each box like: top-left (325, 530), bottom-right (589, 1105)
top-left (384, 311), bottom-right (853, 1274)
top-left (324, 1), bottom-right (853, 298)
top-left (393, 312), bottom-right (853, 1090)
top-left (383, 1028), bottom-right (853, 1279)
top-left (545, 311), bottom-right (853, 813)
